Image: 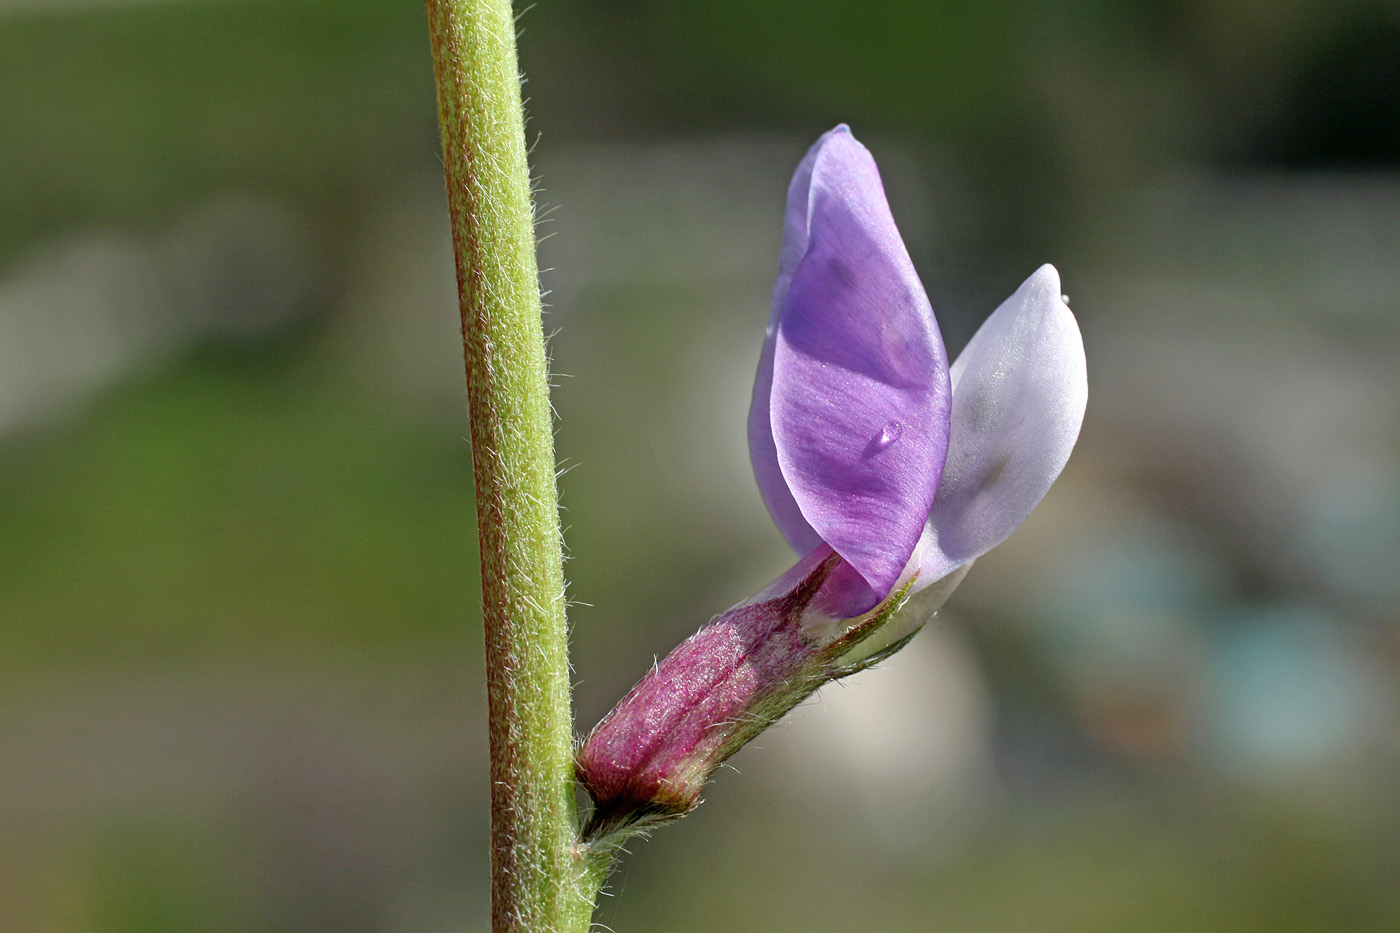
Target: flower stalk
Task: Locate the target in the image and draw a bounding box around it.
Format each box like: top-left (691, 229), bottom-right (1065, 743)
top-left (424, 0), bottom-right (606, 929)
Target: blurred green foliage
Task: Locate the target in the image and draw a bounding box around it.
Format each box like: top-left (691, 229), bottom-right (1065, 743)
top-left (0, 0), bottom-right (434, 253)
top-left (0, 336), bottom-right (481, 670)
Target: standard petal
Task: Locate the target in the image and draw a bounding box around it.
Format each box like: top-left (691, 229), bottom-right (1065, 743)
top-left (913, 264), bottom-right (1087, 583)
top-left (773, 126), bottom-right (844, 322)
top-left (768, 129), bottom-right (952, 606)
top-left (749, 126), bottom-right (849, 555)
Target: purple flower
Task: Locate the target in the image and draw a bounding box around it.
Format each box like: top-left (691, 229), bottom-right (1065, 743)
top-left (751, 125), bottom-right (1087, 632)
top-left (578, 126), bottom-right (1087, 839)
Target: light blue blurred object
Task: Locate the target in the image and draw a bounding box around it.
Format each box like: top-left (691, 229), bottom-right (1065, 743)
top-left (1206, 604), bottom-right (1384, 782)
top-left (1038, 511), bottom-right (1225, 677)
top-left (1300, 464), bottom-right (1400, 607)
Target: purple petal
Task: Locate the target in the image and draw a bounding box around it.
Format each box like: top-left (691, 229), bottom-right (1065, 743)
top-left (748, 128), bottom-right (846, 555)
top-left (913, 264), bottom-right (1087, 584)
top-left (763, 128), bottom-right (952, 605)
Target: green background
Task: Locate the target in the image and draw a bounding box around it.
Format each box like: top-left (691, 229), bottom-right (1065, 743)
top-left (1, 0), bottom-right (1398, 929)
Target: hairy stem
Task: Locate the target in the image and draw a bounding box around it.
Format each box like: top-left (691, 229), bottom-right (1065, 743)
top-left (425, 0), bottom-right (607, 928)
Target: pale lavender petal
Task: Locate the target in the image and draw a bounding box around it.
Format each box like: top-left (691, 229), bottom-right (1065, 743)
top-left (913, 264), bottom-right (1087, 584)
top-left (767, 129), bottom-right (951, 604)
top-left (748, 127), bottom-right (848, 555)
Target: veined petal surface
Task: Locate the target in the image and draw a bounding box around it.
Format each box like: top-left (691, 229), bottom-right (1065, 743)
top-left (747, 128), bottom-right (842, 556)
top-left (765, 128), bottom-right (951, 606)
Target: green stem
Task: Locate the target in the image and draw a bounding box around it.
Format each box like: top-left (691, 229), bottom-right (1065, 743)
top-left (424, 1), bottom-right (609, 929)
